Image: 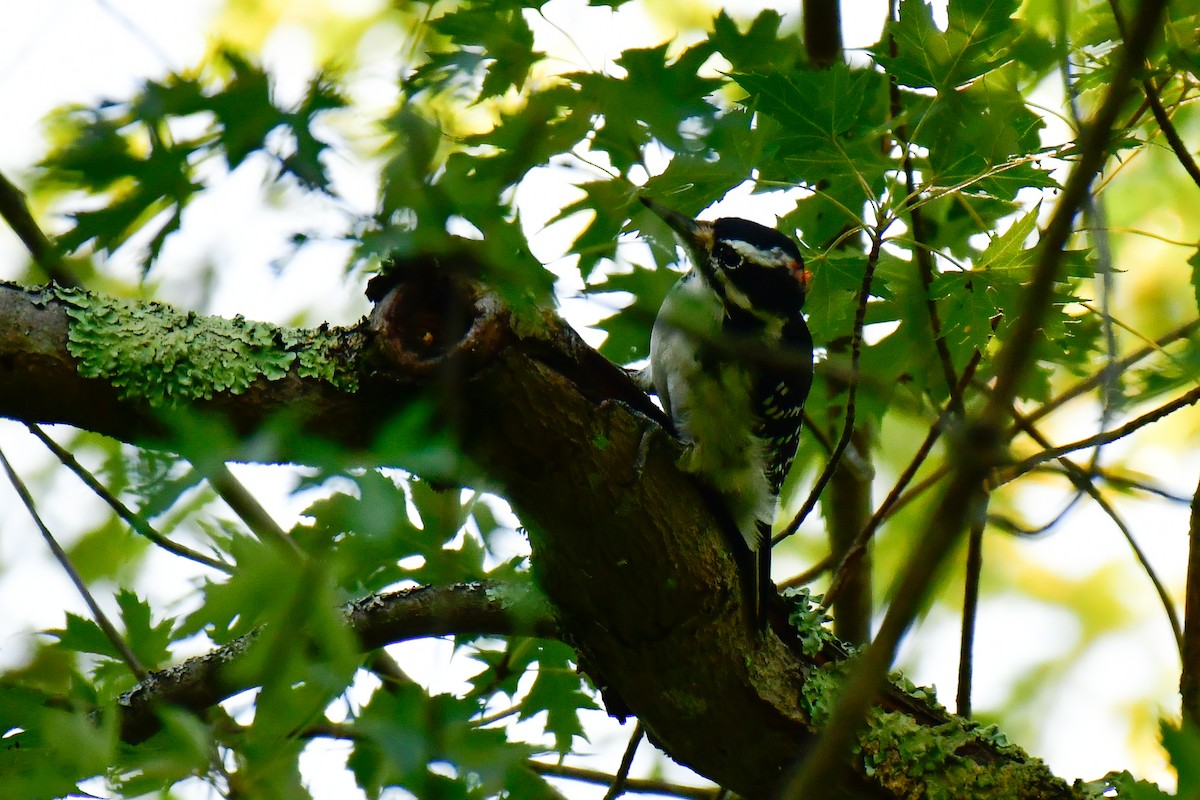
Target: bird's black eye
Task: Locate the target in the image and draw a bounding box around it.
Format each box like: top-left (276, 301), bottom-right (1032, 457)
top-left (714, 242), bottom-right (742, 270)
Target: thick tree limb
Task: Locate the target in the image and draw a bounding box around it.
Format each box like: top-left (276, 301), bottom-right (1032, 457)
top-left (0, 272), bottom-right (1076, 799)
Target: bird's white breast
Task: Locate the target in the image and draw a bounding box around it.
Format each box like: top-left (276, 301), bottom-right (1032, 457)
top-left (648, 273), bottom-right (776, 550)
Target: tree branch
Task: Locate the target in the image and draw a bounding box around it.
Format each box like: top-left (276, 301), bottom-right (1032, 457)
top-left (528, 762), bottom-right (716, 800)
top-left (1006, 385), bottom-right (1200, 480)
top-left (802, 0), bottom-right (842, 69)
top-left (1182, 474), bottom-right (1200, 727)
top-left (0, 169), bottom-right (77, 287)
top-left (118, 581), bottom-right (557, 744)
top-left (1, 269), bottom-right (1077, 798)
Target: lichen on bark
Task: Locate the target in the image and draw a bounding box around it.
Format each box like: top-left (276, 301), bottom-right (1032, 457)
top-left (55, 285), bottom-right (360, 405)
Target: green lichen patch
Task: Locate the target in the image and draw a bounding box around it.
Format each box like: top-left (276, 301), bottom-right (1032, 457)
top-left (783, 586), bottom-right (1070, 798)
top-left (784, 587), bottom-right (840, 656)
top-left (281, 324), bottom-right (362, 391)
top-left (798, 662), bottom-right (845, 727)
top-left (60, 288), bottom-right (359, 407)
top-left (859, 707), bottom-right (1067, 800)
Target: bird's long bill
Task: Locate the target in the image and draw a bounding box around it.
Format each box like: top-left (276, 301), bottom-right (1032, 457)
top-left (639, 197), bottom-right (712, 251)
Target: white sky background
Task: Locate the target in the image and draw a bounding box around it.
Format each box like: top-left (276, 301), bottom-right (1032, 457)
top-left (0, 0), bottom-right (1195, 796)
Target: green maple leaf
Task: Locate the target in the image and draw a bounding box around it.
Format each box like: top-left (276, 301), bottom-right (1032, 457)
top-left (550, 179), bottom-right (634, 281)
top-left (709, 9), bottom-right (788, 72)
top-left (208, 51), bottom-right (281, 169)
top-left (566, 41), bottom-right (720, 169)
top-left (518, 643), bottom-right (597, 754)
top-left (431, 6), bottom-right (542, 98)
top-left (641, 110), bottom-right (766, 216)
top-left (910, 66), bottom-right (1053, 199)
top-left (735, 64), bottom-right (890, 189)
top-left (114, 590), bottom-right (174, 670)
top-left (876, 0), bottom-right (1020, 91)
top-left (1188, 246), bottom-right (1200, 316)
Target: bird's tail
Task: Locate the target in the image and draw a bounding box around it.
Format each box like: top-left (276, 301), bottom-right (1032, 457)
top-left (753, 519), bottom-right (774, 632)
top-left (694, 484), bottom-right (774, 631)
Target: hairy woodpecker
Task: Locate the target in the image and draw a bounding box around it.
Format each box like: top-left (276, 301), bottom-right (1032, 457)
top-left (641, 197), bottom-right (813, 629)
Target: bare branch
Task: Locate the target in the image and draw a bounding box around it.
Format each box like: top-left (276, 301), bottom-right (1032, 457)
top-left (0, 169), bottom-right (78, 287)
top-left (957, 514), bottom-right (985, 718)
top-left (1007, 404), bottom-right (1183, 654)
top-left (1006, 386), bottom-right (1200, 480)
top-left (529, 762), bottom-right (718, 800)
top-left (26, 423), bottom-right (232, 572)
top-left (887, 0), bottom-right (961, 411)
top-left (603, 722), bottom-right (644, 800)
top-left (1184, 474), bottom-right (1200, 726)
top-left (1, 446), bottom-right (148, 680)
top-left (1107, 0), bottom-right (1200, 192)
top-left (802, 0), bottom-right (842, 68)
top-left (823, 341), bottom-right (988, 606)
top-left (780, 229), bottom-right (887, 540)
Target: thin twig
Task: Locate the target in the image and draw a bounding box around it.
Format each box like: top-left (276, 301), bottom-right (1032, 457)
top-left (473, 702), bottom-right (524, 728)
top-left (1057, 0), bottom-right (1122, 545)
top-left (206, 463), bottom-right (304, 559)
top-left (1090, 488), bottom-right (1183, 654)
top-left (1005, 385), bottom-right (1200, 481)
top-left (1107, 0), bottom-right (1200, 192)
top-left (983, 1), bottom-right (1167, 426)
top-left (823, 341), bottom-right (987, 605)
top-left (1183, 474), bottom-right (1200, 727)
top-left (603, 722), bottom-right (644, 800)
top-left (887, 13), bottom-right (960, 410)
top-left (0, 168), bottom-right (78, 286)
top-left (1085, 466), bottom-right (1194, 503)
top-left (956, 513), bottom-right (985, 718)
top-left (1006, 407), bottom-right (1183, 655)
top-left (779, 554), bottom-right (833, 590)
top-left (528, 762), bottom-right (717, 800)
top-left (27, 424), bottom-right (232, 573)
top-left (1021, 319), bottom-right (1200, 428)
top-left (920, 320), bottom-right (1199, 521)
top-left (796, 319), bottom-right (1200, 563)
top-left (366, 649), bottom-right (419, 693)
top-left (0, 446), bottom-right (148, 680)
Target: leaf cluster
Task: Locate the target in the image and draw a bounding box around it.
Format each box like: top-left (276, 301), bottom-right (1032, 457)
top-left (37, 50), bottom-right (346, 271)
